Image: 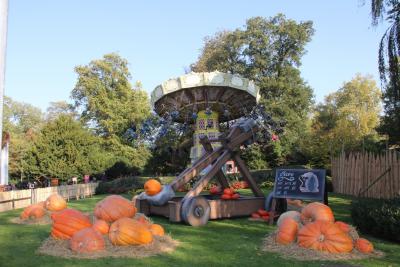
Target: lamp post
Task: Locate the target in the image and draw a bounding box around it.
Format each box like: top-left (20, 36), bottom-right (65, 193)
top-left (0, 0), bottom-right (8, 185)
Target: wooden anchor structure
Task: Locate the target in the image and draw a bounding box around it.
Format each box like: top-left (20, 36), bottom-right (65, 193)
top-left (135, 118), bottom-right (267, 226)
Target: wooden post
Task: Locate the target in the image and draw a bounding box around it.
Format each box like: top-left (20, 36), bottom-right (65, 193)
top-left (232, 153), bottom-right (264, 197)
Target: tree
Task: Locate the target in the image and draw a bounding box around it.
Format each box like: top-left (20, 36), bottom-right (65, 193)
top-left (300, 74), bottom-right (382, 167)
top-left (71, 53), bottom-right (150, 137)
top-left (71, 53), bottom-right (151, 171)
top-left (23, 115), bottom-right (111, 181)
top-left (191, 14), bottom-right (315, 166)
top-left (46, 101), bottom-right (77, 121)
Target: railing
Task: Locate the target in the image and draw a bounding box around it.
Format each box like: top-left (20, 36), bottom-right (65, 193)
top-left (0, 182), bottom-right (98, 212)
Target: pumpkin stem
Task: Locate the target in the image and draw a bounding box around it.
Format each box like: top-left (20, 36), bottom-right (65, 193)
top-left (317, 234), bottom-right (325, 242)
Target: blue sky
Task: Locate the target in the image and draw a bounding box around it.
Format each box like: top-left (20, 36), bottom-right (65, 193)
top-left (4, 0), bottom-right (388, 111)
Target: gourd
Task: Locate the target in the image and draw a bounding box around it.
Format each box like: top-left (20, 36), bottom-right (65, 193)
top-left (94, 195), bottom-right (137, 223)
top-left (276, 217), bottom-right (298, 245)
top-left (45, 194), bottom-right (67, 211)
top-left (355, 238), bottom-right (374, 253)
top-left (20, 204), bottom-right (46, 220)
top-left (109, 217), bottom-right (153, 246)
top-left (70, 227), bottom-right (105, 253)
top-left (92, 219), bottom-right (110, 235)
top-left (298, 221), bottom-right (353, 253)
top-left (144, 179), bottom-right (162, 196)
top-left (51, 208), bottom-right (92, 239)
top-left (149, 224), bottom-right (165, 236)
top-left (300, 202), bottom-right (334, 224)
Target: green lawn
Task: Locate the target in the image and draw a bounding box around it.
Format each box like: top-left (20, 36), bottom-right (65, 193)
top-left (0, 193), bottom-right (399, 267)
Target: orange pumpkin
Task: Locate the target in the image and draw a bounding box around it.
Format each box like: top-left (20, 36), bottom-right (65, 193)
top-left (70, 227), bottom-right (105, 253)
top-left (144, 179), bottom-right (162, 196)
top-left (258, 209), bottom-right (269, 216)
top-left (94, 195), bottom-right (137, 223)
top-left (334, 221), bottom-right (351, 233)
top-left (51, 208), bottom-right (92, 239)
top-left (20, 204), bottom-right (46, 220)
top-left (223, 188), bottom-right (235, 195)
top-left (300, 202), bottom-right (334, 224)
top-left (149, 224), bottom-right (165, 236)
top-left (134, 213), bottom-right (152, 226)
top-left (276, 217), bottom-right (298, 245)
top-left (92, 219), bottom-right (110, 235)
top-left (277, 211), bottom-right (301, 228)
top-left (251, 212), bottom-right (261, 219)
top-left (355, 238), bottom-right (374, 253)
top-left (221, 194), bottom-right (232, 200)
top-left (45, 194), bottom-right (67, 211)
top-left (109, 217), bottom-right (153, 246)
top-left (298, 221), bottom-right (353, 253)
top-left (231, 193), bottom-right (240, 200)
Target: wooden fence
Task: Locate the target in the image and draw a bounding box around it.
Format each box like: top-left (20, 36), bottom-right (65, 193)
top-left (0, 182), bottom-right (98, 212)
top-left (331, 150), bottom-right (400, 199)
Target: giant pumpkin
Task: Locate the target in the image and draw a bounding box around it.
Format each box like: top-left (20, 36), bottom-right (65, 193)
top-left (355, 238), bottom-right (374, 253)
top-left (45, 193), bottom-right (67, 211)
top-left (51, 208), bottom-right (92, 239)
top-left (94, 195), bottom-right (137, 223)
top-left (300, 202), bottom-right (334, 225)
top-left (144, 179), bottom-right (162, 196)
top-left (276, 217), bottom-right (298, 245)
top-left (298, 221), bottom-right (353, 253)
top-left (109, 217), bottom-right (153, 246)
top-left (70, 227), bottom-right (105, 253)
top-left (149, 224), bottom-right (165, 236)
top-left (92, 219), bottom-right (110, 235)
top-left (20, 204), bottom-right (46, 220)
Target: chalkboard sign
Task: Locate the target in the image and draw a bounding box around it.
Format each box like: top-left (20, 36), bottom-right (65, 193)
top-left (273, 169), bottom-right (326, 201)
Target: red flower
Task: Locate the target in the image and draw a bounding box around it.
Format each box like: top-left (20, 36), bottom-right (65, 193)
top-left (271, 134), bottom-right (279, 141)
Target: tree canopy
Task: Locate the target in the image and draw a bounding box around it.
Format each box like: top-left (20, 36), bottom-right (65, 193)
top-left (191, 14), bottom-right (315, 167)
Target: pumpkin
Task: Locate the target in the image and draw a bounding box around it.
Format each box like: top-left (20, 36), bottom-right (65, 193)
top-left (144, 179), bottom-right (162, 196)
top-left (251, 212), bottom-right (261, 219)
top-left (94, 195), bottom-right (137, 223)
top-left (261, 215), bottom-right (270, 221)
top-left (51, 208), bottom-right (92, 239)
top-left (149, 224), bottom-right (165, 236)
top-left (20, 204), bottom-right (46, 220)
top-left (355, 238), bottom-right (374, 253)
top-left (223, 188), bottom-right (235, 195)
top-left (276, 217), bottom-right (298, 245)
top-left (298, 221), bottom-right (353, 253)
top-left (277, 211), bottom-right (302, 228)
top-left (70, 227), bottom-right (105, 253)
top-left (134, 213), bottom-right (152, 226)
top-left (92, 219), bottom-right (109, 235)
top-left (45, 193), bottom-right (67, 211)
top-left (109, 217), bottom-right (153, 246)
top-left (209, 186), bottom-right (221, 195)
top-left (258, 209), bottom-right (269, 216)
top-left (231, 193), bottom-right (240, 200)
top-left (300, 202), bottom-right (334, 224)
top-left (334, 221), bottom-right (351, 233)
top-left (221, 194), bottom-right (231, 200)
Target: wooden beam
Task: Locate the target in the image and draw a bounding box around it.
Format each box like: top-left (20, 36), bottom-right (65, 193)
top-left (232, 153), bottom-right (264, 197)
top-left (199, 136), bottom-right (230, 189)
top-left (184, 150), bottom-right (231, 200)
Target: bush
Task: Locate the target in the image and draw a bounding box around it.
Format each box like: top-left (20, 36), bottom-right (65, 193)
top-left (96, 176), bottom-right (147, 194)
top-left (105, 161), bottom-right (140, 180)
top-left (351, 197), bottom-right (400, 242)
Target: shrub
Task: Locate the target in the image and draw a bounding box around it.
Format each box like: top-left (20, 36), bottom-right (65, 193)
top-left (351, 197), bottom-right (400, 242)
top-left (96, 176), bottom-right (147, 194)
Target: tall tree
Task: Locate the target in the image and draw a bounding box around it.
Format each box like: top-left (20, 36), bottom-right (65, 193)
top-left (46, 101), bottom-right (77, 121)
top-left (368, 1), bottom-right (400, 145)
top-left (191, 14), bottom-right (315, 167)
top-left (71, 53), bottom-right (151, 171)
top-left (301, 74), bottom-right (382, 167)
top-left (23, 115), bottom-right (111, 181)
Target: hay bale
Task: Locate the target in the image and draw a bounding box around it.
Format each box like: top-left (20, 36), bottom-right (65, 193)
top-left (10, 215), bottom-right (52, 225)
top-left (37, 234), bottom-right (179, 259)
top-left (262, 232), bottom-right (384, 261)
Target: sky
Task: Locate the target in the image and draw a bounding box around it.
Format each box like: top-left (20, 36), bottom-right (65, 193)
top-left (4, 0), bottom-right (389, 111)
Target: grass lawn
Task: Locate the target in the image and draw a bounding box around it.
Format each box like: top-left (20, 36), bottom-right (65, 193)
top-left (0, 193), bottom-right (399, 267)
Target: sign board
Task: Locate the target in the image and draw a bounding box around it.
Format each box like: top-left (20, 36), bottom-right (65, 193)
top-left (273, 169), bottom-right (326, 201)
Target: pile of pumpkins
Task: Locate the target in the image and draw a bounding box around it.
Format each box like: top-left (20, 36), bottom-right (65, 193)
top-left (21, 192), bottom-right (165, 254)
top-left (20, 193), bottom-right (67, 220)
top-left (209, 186), bottom-right (240, 200)
top-left (275, 202), bottom-right (374, 254)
